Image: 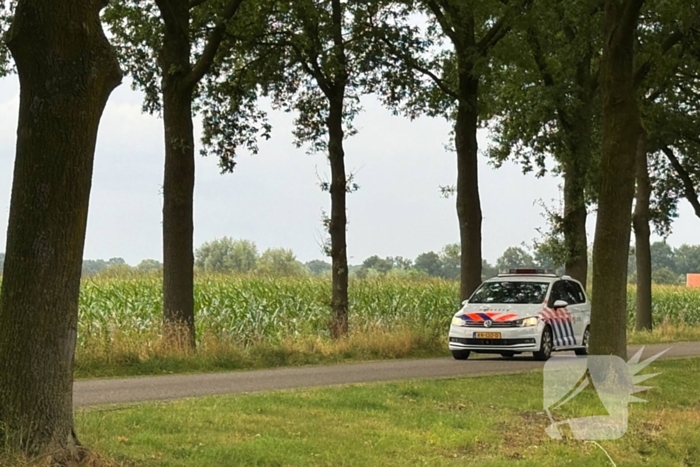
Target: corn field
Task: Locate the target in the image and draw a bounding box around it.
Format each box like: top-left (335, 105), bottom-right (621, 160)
top-left (77, 275), bottom-right (700, 348)
top-left (78, 275), bottom-right (458, 348)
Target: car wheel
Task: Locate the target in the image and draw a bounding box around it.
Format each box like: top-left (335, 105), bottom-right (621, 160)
top-left (451, 349), bottom-right (471, 360)
top-left (575, 327), bottom-right (590, 356)
top-left (533, 326), bottom-right (553, 361)
top-left (500, 352), bottom-right (515, 358)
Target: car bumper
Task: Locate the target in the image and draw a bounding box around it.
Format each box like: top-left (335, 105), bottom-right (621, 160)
top-left (448, 324), bottom-right (542, 353)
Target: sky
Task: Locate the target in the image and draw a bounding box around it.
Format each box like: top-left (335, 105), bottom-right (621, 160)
top-left (0, 76), bottom-right (697, 266)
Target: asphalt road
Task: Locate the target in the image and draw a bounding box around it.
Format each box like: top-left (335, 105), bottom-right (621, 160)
top-left (73, 341), bottom-right (700, 408)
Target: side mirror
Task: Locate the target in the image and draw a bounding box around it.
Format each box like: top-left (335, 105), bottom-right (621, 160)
top-left (553, 300), bottom-right (568, 309)
top-left (462, 299), bottom-right (469, 305)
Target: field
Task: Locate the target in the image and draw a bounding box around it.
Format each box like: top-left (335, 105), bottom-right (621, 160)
top-left (78, 275), bottom-right (457, 346)
top-left (71, 274), bottom-right (700, 378)
top-left (7, 356), bottom-right (695, 467)
top-left (78, 275), bottom-right (700, 345)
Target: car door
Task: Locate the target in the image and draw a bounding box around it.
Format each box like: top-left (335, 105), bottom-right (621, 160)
top-left (565, 280), bottom-right (589, 343)
top-left (546, 281), bottom-right (577, 347)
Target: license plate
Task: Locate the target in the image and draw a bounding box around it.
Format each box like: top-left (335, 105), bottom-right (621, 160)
top-left (474, 332), bottom-right (501, 339)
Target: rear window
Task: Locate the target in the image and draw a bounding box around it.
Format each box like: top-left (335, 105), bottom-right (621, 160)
top-left (469, 281), bottom-right (550, 304)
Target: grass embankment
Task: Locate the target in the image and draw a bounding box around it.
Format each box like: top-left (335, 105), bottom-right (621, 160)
top-left (47, 357), bottom-right (700, 466)
top-left (73, 276), bottom-right (700, 378)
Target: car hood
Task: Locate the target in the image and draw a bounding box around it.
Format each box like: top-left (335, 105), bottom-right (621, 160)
top-left (455, 303), bottom-right (544, 322)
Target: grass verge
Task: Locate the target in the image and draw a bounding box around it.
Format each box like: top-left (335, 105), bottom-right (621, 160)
top-left (626, 321), bottom-right (700, 344)
top-left (74, 324), bottom-right (700, 380)
top-left (75, 357), bottom-right (700, 466)
top-left (0, 449), bottom-right (118, 467)
top-left (74, 328), bottom-right (449, 379)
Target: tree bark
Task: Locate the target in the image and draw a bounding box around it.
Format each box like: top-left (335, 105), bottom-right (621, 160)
top-left (589, 0), bottom-right (644, 358)
top-left (455, 66), bottom-right (483, 301)
top-left (154, 0), bottom-right (244, 348)
top-left (328, 98), bottom-right (349, 338)
top-left (633, 130), bottom-right (652, 331)
top-left (528, 32), bottom-right (594, 287)
top-left (562, 158), bottom-right (589, 287)
top-left (0, 0), bottom-right (121, 458)
top-left (157, 0), bottom-right (197, 348)
top-left (561, 68), bottom-right (593, 288)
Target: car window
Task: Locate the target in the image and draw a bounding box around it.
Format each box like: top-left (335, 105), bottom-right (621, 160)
top-left (469, 281), bottom-right (550, 304)
top-left (548, 281), bottom-right (567, 306)
top-left (565, 280), bottom-right (586, 304)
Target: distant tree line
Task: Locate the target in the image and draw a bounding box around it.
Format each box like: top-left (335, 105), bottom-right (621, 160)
top-left (51, 239), bottom-right (699, 284)
top-left (80, 257), bottom-right (163, 277)
top-left (627, 242), bottom-right (700, 285)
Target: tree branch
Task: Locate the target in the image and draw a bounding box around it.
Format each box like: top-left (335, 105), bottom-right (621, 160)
top-left (478, 0), bottom-right (533, 54)
top-left (634, 30), bottom-right (686, 88)
top-left (424, 0), bottom-right (457, 44)
top-left (526, 28), bottom-right (555, 88)
top-left (661, 145), bottom-right (700, 219)
top-left (255, 34), bottom-right (332, 96)
top-left (622, 0), bottom-right (647, 35)
top-left (291, 0), bottom-right (335, 96)
top-left (189, 0), bottom-right (209, 9)
top-left (374, 29), bottom-right (458, 100)
top-left (409, 61), bottom-right (459, 100)
top-left (299, 48), bottom-right (333, 97)
top-left (185, 0), bottom-right (245, 88)
top-left (477, 16), bottom-right (509, 53)
top-left (525, 27), bottom-right (575, 133)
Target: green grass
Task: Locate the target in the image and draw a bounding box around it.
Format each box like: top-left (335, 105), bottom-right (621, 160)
top-left (71, 275), bottom-right (700, 379)
top-left (71, 357), bottom-right (700, 466)
top-left (74, 328), bottom-right (450, 379)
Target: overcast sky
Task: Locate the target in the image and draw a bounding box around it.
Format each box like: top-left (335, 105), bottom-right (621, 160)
top-left (0, 76), bottom-right (697, 265)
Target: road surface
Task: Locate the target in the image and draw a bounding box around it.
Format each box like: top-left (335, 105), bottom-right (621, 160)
top-left (74, 341), bottom-right (700, 408)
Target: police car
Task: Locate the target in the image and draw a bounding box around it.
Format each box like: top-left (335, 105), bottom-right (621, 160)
top-left (448, 269), bottom-right (590, 361)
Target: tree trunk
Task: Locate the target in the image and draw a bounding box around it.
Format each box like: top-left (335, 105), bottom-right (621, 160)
top-left (563, 161), bottom-right (589, 286)
top-left (0, 0), bottom-right (121, 458)
top-left (328, 98), bottom-right (349, 338)
top-left (455, 69), bottom-right (483, 301)
top-left (561, 88), bottom-right (593, 287)
top-left (589, 0), bottom-right (644, 358)
top-left (633, 130), bottom-right (652, 331)
top-left (157, 0), bottom-right (196, 348)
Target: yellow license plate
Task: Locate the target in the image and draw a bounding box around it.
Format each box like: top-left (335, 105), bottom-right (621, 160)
top-left (474, 332), bottom-right (501, 339)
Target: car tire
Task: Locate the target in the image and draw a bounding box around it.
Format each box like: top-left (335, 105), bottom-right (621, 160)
top-left (533, 326), bottom-right (553, 361)
top-left (575, 327), bottom-right (590, 356)
top-left (451, 349), bottom-right (471, 360)
top-left (500, 352), bottom-right (515, 358)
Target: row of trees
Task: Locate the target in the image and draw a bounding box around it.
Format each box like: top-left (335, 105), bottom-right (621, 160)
top-left (0, 0), bottom-right (698, 460)
top-left (73, 239), bottom-right (700, 282)
top-left (628, 242), bottom-right (700, 284)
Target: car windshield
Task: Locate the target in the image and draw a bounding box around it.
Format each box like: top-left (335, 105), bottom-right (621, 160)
top-left (469, 281), bottom-right (549, 304)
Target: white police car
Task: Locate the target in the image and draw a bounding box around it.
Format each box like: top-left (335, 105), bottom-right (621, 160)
top-left (448, 269), bottom-right (591, 361)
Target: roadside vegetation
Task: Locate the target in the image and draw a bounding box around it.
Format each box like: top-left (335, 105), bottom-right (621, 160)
top-left (70, 273), bottom-right (700, 378)
top-left (0, 0), bottom-right (698, 460)
top-left (16, 357), bottom-right (695, 466)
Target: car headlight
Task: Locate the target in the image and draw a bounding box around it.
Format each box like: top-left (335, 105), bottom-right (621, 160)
top-left (451, 316), bottom-right (467, 326)
top-left (515, 316), bottom-right (539, 327)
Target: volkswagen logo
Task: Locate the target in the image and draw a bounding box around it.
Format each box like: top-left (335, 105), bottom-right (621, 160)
top-left (484, 320), bottom-right (493, 328)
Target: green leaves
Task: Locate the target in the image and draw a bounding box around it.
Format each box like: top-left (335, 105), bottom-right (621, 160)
top-left (0, 0), bottom-right (16, 76)
top-left (103, 0), bottom-right (272, 169)
top-left (486, 0), bottom-right (602, 178)
top-left (638, 0), bottom-right (700, 231)
top-left (103, 0), bottom-right (164, 113)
